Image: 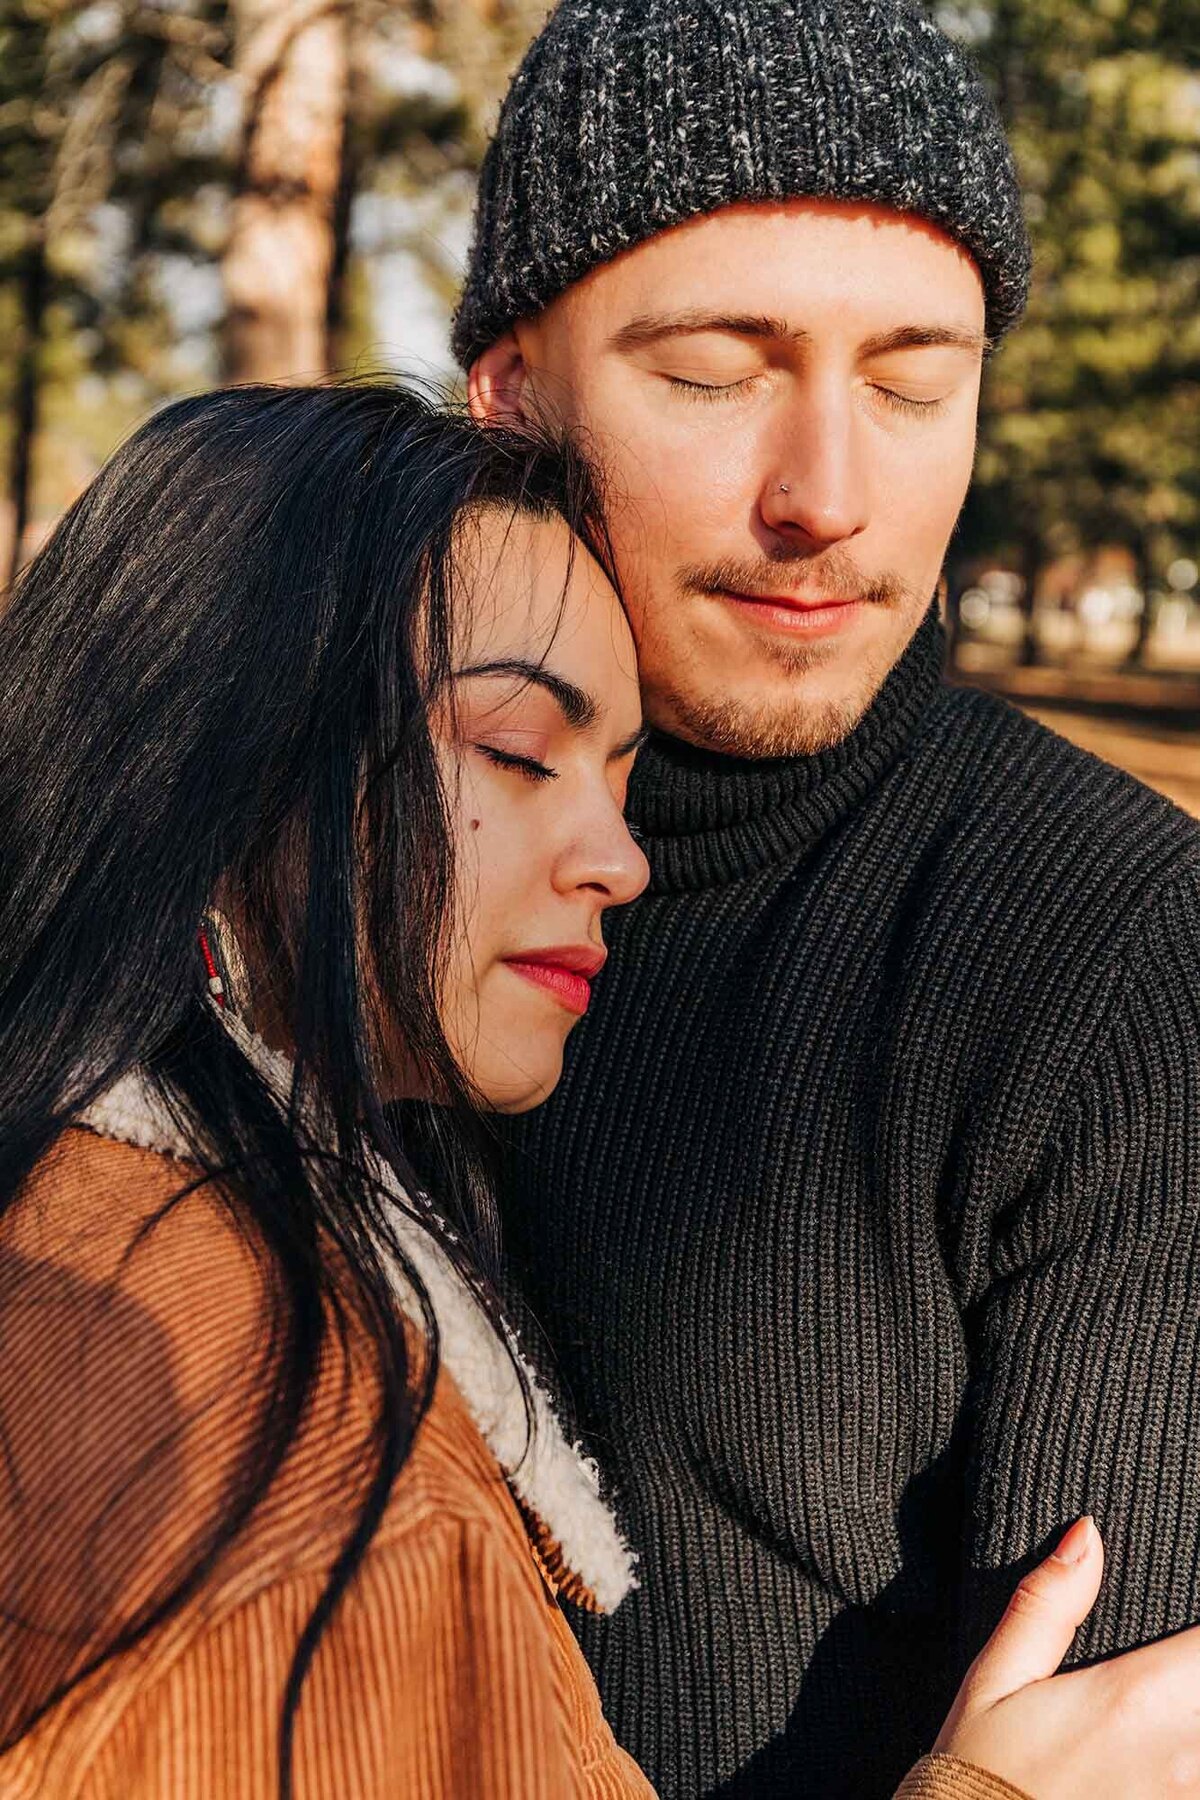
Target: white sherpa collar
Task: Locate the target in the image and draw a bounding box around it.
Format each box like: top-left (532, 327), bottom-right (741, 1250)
top-left (78, 1018), bottom-right (636, 1613)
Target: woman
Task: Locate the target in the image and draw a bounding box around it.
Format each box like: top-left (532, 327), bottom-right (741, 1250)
top-left (0, 382), bottom-right (1191, 1800)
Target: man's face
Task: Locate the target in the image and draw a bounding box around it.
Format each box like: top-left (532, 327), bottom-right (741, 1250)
top-left (471, 198), bottom-right (987, 757)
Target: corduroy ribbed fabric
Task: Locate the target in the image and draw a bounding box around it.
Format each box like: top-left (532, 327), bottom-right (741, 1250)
top-left (0, 1130), bottom-right (653, 1800)
top-left (896, 1759), bottom-right (1031, 1800)
top-left (498, 606), bottom-right (1200, 1798)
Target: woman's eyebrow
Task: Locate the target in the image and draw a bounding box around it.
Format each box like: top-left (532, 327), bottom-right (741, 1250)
top-left (611, 725), bottom-right (650, 762)
top-left (453, 659), bottom-right (598, 730)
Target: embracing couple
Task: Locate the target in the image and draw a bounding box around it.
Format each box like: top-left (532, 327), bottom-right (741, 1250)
top-left (2, 1), bottom-right (1199, 1797)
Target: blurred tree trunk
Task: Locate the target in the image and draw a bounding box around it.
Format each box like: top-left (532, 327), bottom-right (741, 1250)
top-left (428, 0), bottom-right (553, 153)
top-left (1017, 531), bottom-right (1043, 667)
top-left (323, 8), bottom-right (362, 373)
top-left (4, 227), bottom-right (47, 590)
top-left (222, 0), bottom-right (351, 383)
top-left (1125, 533), bottom-right (1159, 669)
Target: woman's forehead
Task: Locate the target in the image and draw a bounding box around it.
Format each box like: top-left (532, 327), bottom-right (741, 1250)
top-left (455, 506), bottom-right (622, 665)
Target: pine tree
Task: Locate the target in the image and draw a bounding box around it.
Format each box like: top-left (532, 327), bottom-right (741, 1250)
top-left (940, 0), bottom-right (1200, 666)
top-left (221, 0), bottom-right (351, 382)
top-left (0, 0), bottom-right (231, 580)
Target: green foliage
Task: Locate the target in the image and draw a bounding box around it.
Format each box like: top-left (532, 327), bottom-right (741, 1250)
top-left (0, 0), bottom-right (235, 527)
top-left (940, 0), bottom-right (1200, 598)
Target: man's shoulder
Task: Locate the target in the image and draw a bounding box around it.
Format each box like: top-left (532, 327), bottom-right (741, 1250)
top-left (903, 682), bottom-right (1200, 992)
top-left (924, 680), bottom-right (1200, 890)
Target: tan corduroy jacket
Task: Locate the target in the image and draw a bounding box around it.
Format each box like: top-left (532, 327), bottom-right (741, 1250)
top-left (0, 1091), bottom-right (1029, 1800)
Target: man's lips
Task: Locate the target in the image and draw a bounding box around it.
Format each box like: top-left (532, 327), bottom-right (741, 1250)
top-left (713, 589), bottom-right (865, 635)
top-left (727, 591), bottom-right (860, 610)
top-left (502, 945), bottom-right (607, 1017)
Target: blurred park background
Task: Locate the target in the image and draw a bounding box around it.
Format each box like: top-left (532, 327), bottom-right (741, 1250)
top-left (2, 0), bottom-right (1199, 806)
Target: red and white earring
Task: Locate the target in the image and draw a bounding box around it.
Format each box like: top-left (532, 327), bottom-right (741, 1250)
top-left (197, 909), bottom-right (251, 1019)
top-left (197, 921), bottom-right (228, 1009)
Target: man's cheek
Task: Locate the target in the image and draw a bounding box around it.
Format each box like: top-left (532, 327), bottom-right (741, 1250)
top-left (614, 463), bottom-right (711, 566)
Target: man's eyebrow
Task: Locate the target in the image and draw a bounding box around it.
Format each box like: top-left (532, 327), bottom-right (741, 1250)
top-left (612, 312), bottom-right (990, 361)
top-left (453, 659), bottom-right (598, 730)
top-left (858, 323), bottom-right (992, 357)
top-left (611, 310), bottom-right (806, 351)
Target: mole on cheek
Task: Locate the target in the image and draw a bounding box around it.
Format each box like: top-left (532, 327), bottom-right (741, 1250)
top-left (470, 819), bottom-right (481, 831)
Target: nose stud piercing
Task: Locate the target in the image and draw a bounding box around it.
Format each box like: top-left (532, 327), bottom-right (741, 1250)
top-left (777, 482), bottom-right (791, 495)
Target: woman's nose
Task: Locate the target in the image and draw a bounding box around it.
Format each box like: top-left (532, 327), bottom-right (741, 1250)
top-left (554, 806), bottom-right (650, 907)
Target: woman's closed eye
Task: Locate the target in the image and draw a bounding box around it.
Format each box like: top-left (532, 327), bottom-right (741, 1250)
top-left (473, 742), bottom-right (559, 783)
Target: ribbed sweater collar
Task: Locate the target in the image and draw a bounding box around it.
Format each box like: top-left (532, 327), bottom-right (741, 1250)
top-left (628, 606), bottom-right (946, 891)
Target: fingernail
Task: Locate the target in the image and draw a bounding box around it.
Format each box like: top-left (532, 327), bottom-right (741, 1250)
top-left (1051, 1516), bottom-right (1094, 1565)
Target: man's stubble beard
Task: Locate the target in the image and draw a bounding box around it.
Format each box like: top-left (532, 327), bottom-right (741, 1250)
top-left (640, 548), bottom-right (931, 760)
top-left (658, 641), bottom-right (895, 759)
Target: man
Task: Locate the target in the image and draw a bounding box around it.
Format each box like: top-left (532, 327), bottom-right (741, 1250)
top-left (453, 2), bottom-right (1200, 1795)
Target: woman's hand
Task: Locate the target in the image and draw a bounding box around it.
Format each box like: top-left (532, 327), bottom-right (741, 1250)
top-left (937, 1517), bottom-right (1200, 1797)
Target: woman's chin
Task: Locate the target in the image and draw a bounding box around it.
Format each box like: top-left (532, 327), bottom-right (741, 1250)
top-left (472, 1042), bottom-right (567, 1115)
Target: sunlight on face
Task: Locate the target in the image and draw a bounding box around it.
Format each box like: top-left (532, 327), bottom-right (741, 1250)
top-left (477, 199), bottom-right (987, 757)
top-left (432, 507), bottom-right (648, 1112)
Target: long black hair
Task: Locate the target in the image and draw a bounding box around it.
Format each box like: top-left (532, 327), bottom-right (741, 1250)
top-left (0, 382), bottom-right (611, 1792)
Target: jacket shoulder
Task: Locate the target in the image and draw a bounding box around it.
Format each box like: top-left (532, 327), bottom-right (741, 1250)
top-left (10, 1129), bottom-right (535, 1569)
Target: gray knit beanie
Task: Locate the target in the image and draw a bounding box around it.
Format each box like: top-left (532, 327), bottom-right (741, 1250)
top-left (452, 0), bottom-right (1031, 367)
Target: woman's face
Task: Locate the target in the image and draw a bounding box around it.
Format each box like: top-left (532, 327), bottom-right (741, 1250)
top-left (433, 507), bottom-right (649, 1112)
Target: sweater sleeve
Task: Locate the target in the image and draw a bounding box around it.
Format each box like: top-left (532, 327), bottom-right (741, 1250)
top-left (957, 863), bottom-right (1200, 1664)
top-left (77, 1513), bottom-right (605, 1800)
top-left (894, 1756), bottom-right (1031, 1800)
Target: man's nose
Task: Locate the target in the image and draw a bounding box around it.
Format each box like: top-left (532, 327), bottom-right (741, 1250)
top-left (758, 386), bottom-right (870, 550)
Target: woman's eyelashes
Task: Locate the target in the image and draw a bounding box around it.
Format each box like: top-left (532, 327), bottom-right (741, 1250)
top-left (474, 742), bottom-right (559, 784)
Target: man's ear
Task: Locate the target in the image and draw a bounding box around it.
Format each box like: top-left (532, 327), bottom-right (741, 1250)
top-left (467, 331), bottom-right (534, 426)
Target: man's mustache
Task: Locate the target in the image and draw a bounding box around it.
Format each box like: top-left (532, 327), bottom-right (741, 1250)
top-left (679, 549), bottom-right (915, 610)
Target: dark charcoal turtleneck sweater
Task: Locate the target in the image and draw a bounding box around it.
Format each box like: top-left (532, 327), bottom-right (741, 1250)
top-left (497, 608), bottom-right (1200, 1800)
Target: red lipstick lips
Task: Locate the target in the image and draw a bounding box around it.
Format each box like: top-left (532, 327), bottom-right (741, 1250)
top-left (503, 944), bottom-right (607, 1017)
